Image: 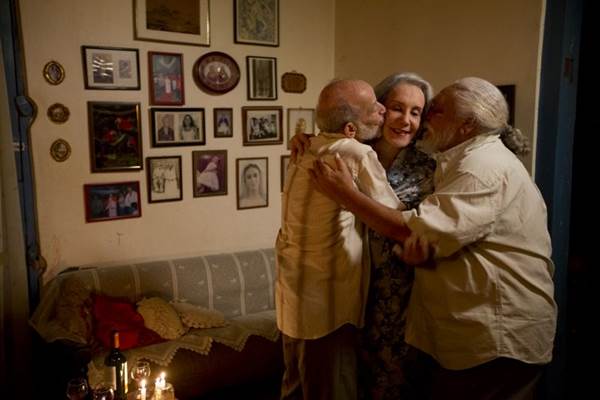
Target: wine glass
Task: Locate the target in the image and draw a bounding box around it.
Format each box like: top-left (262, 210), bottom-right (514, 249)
top-left (92, 383), bottom-right (114, 400)
top-left (66, 377), bottom-right (89, 400)
top-left (130, 360), bottom-right (151, 389)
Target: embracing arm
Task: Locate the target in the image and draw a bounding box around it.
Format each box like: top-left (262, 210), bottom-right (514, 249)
top-left (309, 154), bottom-right (411, 243)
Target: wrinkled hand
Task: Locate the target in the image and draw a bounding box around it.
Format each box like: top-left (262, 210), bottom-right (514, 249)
top-left (290, 133), bottom-right (313, 163)
top-left (400, 232), bottom-right (437, 268)
top-left (308, 153), bottom-right (356, 205)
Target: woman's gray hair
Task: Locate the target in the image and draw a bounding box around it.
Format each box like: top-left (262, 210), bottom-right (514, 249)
top-left (374, 72), bottom-right (433, 112)
top-left (450, 77), bottom-right (530, 156)
top-left (315, 79), bottom-right (362, 133)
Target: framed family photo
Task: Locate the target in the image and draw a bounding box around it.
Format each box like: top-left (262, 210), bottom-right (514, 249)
top-left (81, 46), bottom-right (140, 90)
top-left (287, 108), bottom-right (315, 149)
top-left (134, 0), bottom-right (210, 46)
top-left (236, 157), bottom-right (268, 210)
top-left (146, 156), bottom-right (182, 203)
top-left (192, 150), bottom-right (227, 197)
top-left (87, 101), bottom-right (142, 172)
top-left (246, 56), bottom-right (277, 100)
top-left (214, 108), bottom-right (233, 138)
top-left (234, 0), bottom-right (279, 47)
top-left (280, 154), bottom-right (290, 191)
top-left (84, 181), bottom-right (141, 222)
top-left (150, 108), bottom-right (205, 147)
top-left (149, 51), bottom-right (184, 105)
top-left (242, 106), bottom-right (283, 146)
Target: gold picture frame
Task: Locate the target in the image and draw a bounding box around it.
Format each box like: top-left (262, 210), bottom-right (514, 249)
top-left (43, 60), bottom-right (65, 85)
top-left (50, 138), bottom-right (71, 162)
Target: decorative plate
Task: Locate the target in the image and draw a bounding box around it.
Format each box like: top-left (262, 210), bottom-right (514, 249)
top-left (193, 52), bottom-right (240, 95)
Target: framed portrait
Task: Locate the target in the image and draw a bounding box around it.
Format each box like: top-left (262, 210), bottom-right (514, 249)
top-left (43, 60), bottom-right (65, 85)
top-left (193, 52), bottom-right (241, 95)
top-left (246, 56), bottom-right (277, 100)
top-left (497, 84), bottom-right (516, 126)
top-left (214, 108), bottom-right (233, 138)
top-left (280, 154), bottom-right (290, 192)
top-left (88, 101), bottom-right (143, 172)
top-left (234, 0), bottom-right (279, 47)
top-left (83, 181), bottom-right (141, 223)
top-left (192, 150), bottom-right (227, 197)
top-left (150, 108), bottom-right (205, 147)
top-left (134, 0), bottom-right (210, 46)
top-left (81, 46), bottom-right (140, 90)
top-left (149, 51), bottom-right (184, 106)
top-left (236, 157), bottom-right (268, 210)
top-left (287, 108), bottom-right (315, 149)
top-left (146, 156), bottom-right (182, 203)
top-left (242, 106), bottom-right (283, 146)
top-left (50, 138), bottom-right (71, 162)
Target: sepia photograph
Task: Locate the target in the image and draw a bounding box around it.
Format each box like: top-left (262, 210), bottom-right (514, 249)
top-left (146, 156), bottom-right (182, 203)
top-left (242, 106), bottom-right (283, 146)
top-left (287, 108), bottom-right (315, 149)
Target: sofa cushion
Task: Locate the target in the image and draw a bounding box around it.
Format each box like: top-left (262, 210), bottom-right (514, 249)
top-left (55, 276), bottom-right (93, 343)
top-left (137, 297), bottom-right (187, 340)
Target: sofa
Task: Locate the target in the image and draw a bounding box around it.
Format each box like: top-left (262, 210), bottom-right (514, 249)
top-left (30, 248), bottom-right (283, 400)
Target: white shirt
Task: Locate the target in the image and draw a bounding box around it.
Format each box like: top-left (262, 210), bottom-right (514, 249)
top-left (403, 134), bottom-right (557, 369)
top-left (276, 133), bottom-right (400, 339)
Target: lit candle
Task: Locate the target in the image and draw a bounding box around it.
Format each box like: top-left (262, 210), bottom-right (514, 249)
top-left (140, 379), bottom-right (146, 400)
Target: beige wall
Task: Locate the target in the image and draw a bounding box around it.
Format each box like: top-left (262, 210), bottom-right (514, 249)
top-left (335, 0), bottom-right (545, 171)
top-left (19, 0), bottom-right (335, 279)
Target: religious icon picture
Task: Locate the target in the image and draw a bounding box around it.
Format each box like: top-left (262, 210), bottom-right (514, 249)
top-left (149, 51), bottom-right (184, 105)
top-left (236, 157), bottom-right (268, 210)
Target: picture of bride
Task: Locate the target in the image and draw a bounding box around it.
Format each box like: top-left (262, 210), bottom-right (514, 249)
top-left (193, 150), bottom-right (227, 197)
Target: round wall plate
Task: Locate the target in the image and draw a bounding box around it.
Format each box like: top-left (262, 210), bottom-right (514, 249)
top-left (193, 52), bottom-right (240, 95)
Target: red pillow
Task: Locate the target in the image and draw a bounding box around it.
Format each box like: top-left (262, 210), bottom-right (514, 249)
top-left (92, 294), bottom-right (164, 350)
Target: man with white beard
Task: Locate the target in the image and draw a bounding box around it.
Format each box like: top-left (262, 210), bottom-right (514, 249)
top-left (309, 77), bottom-right (557, 399)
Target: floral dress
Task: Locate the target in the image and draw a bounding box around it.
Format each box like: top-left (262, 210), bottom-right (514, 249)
top-left (360, 144), bottom-right (436, 400)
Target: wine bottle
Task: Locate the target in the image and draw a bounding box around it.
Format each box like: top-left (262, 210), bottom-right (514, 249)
top-left (105, 331), bottom-right (128, 400)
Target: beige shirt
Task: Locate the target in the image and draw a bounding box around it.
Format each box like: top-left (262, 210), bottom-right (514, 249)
top-left (276, 133), bottom-right (400, 339)
top-left (404, 134), bottom-right (557, 369)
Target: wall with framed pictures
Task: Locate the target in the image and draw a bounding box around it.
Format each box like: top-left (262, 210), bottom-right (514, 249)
top-left (18, 0), bottom-right (336, 270)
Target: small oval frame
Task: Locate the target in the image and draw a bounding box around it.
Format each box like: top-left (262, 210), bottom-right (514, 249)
top-left (43, 60), bottom-right (65, 85)
top-left (50, 138), bottom-right (71, 162)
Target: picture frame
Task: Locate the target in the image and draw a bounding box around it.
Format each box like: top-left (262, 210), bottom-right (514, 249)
top-left (47, 103), bottom-right (70, 124)
top-left (81, 46), bottom-right (140, 90)
top-left (87, 101), bottom-right (143, 172)
top-left (43, 60), bottom-right (65, 85)
top-left (234, 0), bottom-right (279, 47)
top-left (236, 157), bottom-right (268, 210)
top-left (242, 106), bottom-right (283, 146)
top-left (246, 56), bottom-right (277, 100)
top-left (134, 0), bottom-right (210, 47)
top-left (192, 150), bottom-right (228, 197)
top-left (280, 154), bottom-right (290, 192)
top-left (150, 108), bottom-right (205, 147)
top-left (148, 51), bottom-right (184, 106)
top-left (146, 156), bottom-right (183, 203)
top-left (50, 138), bottom-right (71, 162)
top-left (193, 52), bottom-right (241, 95)
top-left (287, 108), bottom-right (315, 149)
top-left (214, 108), bottom-right (233, 138)
top-left (84, 181), bottom-right (141, 223)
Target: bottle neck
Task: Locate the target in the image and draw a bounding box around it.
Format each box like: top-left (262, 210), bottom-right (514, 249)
top-left (112, 332), bottom-right (120, 349)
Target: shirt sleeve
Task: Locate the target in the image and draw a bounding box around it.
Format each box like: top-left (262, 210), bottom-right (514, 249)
top-left (402, 171), bottom-right (498, 257)
top-left (356, 150), bottom-right (400, 209)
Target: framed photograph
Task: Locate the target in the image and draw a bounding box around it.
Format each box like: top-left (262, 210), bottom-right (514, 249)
top-left (146, 156), bottom-right (182, 203)
top-left (214, 108), bottom-right (233, 138)
top-left (192, 150), bottom-right (227, 197)
top-left (150, 108), bottom-right (205, 147)
top-left (149, 51), bottom-right (184, 105)
top-left (50, 138), bottom-right (71, 162)
top-left (287, 108), bottom-right (315, 149)
top-left (242, 106), bottom-right (283, 146)
top-left (81, 46), bottom-right (140, 90)
top-left (88, 101), bottom-right (143, 172)
top-left (43, 60), bottom-right (65, 85)
top-left (280, 154), bottom-right (290, 192)
top-left (246, 56), bottom-right (277, 100)
top-left (84, 181), bottom-right (141, 223)
top-left (193, 52), bottom-right (241, 95)
top-left (234, 0), bottom-right (279, 47)
top-left (236, 157), bottom-right (268, 210)
top-left (134, 0), bottom-right (210, 46)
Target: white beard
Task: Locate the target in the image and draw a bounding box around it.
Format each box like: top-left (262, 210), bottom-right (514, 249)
top-left (356, 122), bottom-right (381, 142)
top-left (417, 125), bottom-right (459, 154)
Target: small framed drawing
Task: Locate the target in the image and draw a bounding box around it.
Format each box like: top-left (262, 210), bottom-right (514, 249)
top-left (87, 101), bottom-right (142, 172)
top-left (83, 181), bottom-right (141, 223)
top-left (150, 108), bottom-right (205, 147)
top-left (236, 157), bottom-right (268, 210)
top-left (192, 150), bottom-right (227, 197)
top-left (146, 156), bottom-right (182, 203)
top-left (242, 106), bottom-right (283, 146)
top-left (149, 51), bottom-right (184, 106)
top-left (214, 108), bottom-right (233, 138)
top-left (134, 0), bottom-right (210, 46)
top-left (43, 60), bottom-right (65, 85)
top-left (246, 56), bottom-right (277, 100)
top-left (234, 0), bottom-right (279, 47)
top-left (287, 108), bottom-right (315, 149)
top-left (280, 154), bottom-right (290, 191)
top-left (81, 46), bottom-right (140, 90)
